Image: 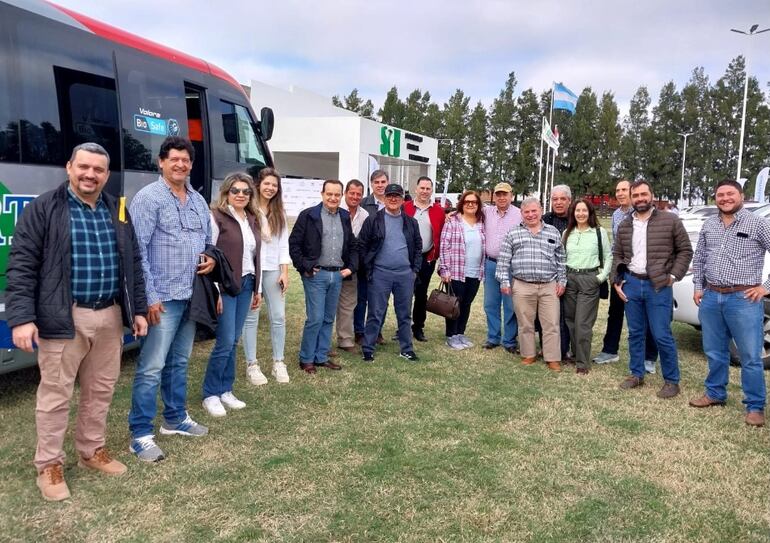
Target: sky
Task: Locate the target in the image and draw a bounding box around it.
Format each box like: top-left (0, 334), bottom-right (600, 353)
top-left (52, 0), bottom-right (770, 114)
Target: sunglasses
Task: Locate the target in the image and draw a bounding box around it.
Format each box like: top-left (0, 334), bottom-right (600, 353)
top-left (229, 187), bottom-right (253, 196)
top-left (464, 200), bottom-right (479, 206)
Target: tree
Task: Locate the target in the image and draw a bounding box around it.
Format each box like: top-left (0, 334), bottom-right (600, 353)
top-left (680, 67), bottom-right (713, 204)
top-left (619, 86), bottom-right (652, 180)
top-left (511, 88), bottom-right (541, 196)
top-left (488, 72), bottom-right (517, 186)
top-left (561, 88), bottom-right (600, 196)
top-left (401, 89), bottom-right (428, 133)
top-left (466, 101), bottom-right (488, 188)
top-left (647, 81), bottom-right (683, 200)
top-left (331, 88), bottom-right (375, 120)
top-left (441, 89), bottom-right (471, 191)
top-left (594, 91), bottom-right (622, 194)
top-left (378, 86), bottom-right (405, 127)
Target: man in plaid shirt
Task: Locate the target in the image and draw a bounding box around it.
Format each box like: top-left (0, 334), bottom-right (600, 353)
top-left (689, 179), bottom-right (770, 427)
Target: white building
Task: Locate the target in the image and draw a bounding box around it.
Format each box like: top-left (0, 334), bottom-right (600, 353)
top-left (247, 81), bottom-right (438, 196)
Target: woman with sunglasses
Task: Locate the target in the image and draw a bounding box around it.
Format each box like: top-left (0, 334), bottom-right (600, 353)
top-left (562, 198), bottom-right (611, 374)
top-left (240, 167), bottom-right (291, 385)
top-left (202, 173), bottom-right (262, 417)
top-left (438, 190), bottom-right (486, 350)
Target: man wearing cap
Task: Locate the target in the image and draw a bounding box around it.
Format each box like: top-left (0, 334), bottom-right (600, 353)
top-left (403, 176), bottom-right (445, 342)
top-left (482, 182), bottom-right (522, 352)
top-left (358, 183), bottom-right (423, 362)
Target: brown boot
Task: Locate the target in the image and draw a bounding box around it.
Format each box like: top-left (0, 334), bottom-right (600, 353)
top-left (36, 463), bottom-right (70, 501)
top-left (521, 356), bottom-right (537, 366)
top-left (689, 394), bottom-right (725, 408)
top-left (745, 411), bottom-right (765, 427)
top-left (546, 361), bottom-right (561, 372)
top-left (78, 447), bottom-right (127, 475)
top-left (657, 381), bottom-right (680, 399)
top-left (619, 375), bottom-right (644, 390)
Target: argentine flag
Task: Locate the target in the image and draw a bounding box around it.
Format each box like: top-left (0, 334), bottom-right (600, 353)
top-left (553, 83), bottom-right (578, 114)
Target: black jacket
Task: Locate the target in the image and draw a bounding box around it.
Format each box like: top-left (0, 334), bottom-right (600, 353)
top-left (289, 203), bottom-right (358, 276)
top-left (358, 209), bottom-right (422, 281)
top-left (190, 245), bottom-right (239, 333)
top-left (6, 182), bottom-right (147, 339)
top-left (360, 194), bottom-right (382, 218)
top-left (543, 211), bottom-right (568, 234)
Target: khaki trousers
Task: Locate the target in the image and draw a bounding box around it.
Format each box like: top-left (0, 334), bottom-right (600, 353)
top-left (335, 275), bottom-right (358, 348)
top-left (512, 279), bottom-right (561, 361)
top-left (34, 304), bottom-right (123, 470)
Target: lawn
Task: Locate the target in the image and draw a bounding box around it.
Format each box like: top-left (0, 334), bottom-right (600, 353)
top-left (0, 269), bottom-right (768, 542)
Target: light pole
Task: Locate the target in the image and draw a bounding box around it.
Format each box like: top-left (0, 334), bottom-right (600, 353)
top-left (730, 24), bottom-right (769, 182)
top-left (678, 131), bottom-right (692, 207)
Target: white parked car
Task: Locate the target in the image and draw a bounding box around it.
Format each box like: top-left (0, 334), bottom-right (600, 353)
top-left (672, 204), bottom-right (770, 369)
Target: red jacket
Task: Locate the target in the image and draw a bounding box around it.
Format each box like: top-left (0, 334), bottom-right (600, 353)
top-left (403, 200), bottom-right (445, 262)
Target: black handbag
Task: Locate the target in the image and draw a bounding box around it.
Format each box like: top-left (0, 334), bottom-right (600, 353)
top-left (596, 228), bottom-right (609, 299)
top-left (426, 281), bottom-right (461, 320)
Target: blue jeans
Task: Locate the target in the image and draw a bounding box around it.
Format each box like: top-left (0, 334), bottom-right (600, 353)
top-left (483, 258), bottom-right (518, 347)
top-left (202, 275), bottom-right (254, 397)
top-left (299, 269), bottom-right (343, 363)
top-left (241, 270), bottom-right (286, 362)
top-left (623, 275), bottom-right (680, 383)
top-left (128, 300), bottom-right (196, 439)
top-left (363, 268), bottom-right (415, 355)
top-left (699, 289), bottom-right (766, 412)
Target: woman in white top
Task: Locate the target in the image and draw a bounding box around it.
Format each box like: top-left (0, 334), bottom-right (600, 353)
top-left (202, 172), bottom-right (261, 416)
top-left (241, 167), bottom-right (291, 385)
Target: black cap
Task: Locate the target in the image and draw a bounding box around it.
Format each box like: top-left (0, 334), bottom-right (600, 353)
top-left (384, 183), bottom-right (404, 196)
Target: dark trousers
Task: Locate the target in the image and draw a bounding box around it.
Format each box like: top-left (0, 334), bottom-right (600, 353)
top-left (411, 257), bottom-right (436, 333)
top-left (445, 278), bottom-right (481, 337)
top-left (601, 283), bottom-right (658, 360)
top-left (363, 268), bottom-right (414, 355)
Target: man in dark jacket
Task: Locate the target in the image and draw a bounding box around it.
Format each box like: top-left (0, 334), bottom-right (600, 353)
top-left (6, 143), bottom-right (148, 501)
top-left (611, 180), bottom-right (693, 399)
top-left (289, 180), bottom-right (358, 374)
top-left (358, 184), bottom-right (423, 362)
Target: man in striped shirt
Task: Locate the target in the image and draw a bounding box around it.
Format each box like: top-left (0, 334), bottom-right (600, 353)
top-left (689, 179), bottom-right (769, 427)
top-left (496, 198), bottom-right (566, 371)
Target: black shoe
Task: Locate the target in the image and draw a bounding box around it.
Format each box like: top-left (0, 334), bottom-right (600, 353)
top-left (362, 353), bottom-right (375, 363)
top-left (483, 342), bottom-right (500, 350)
top-left (391, 333), bottom-right (399, 341)
top-left (413, 330), bottom-right (427, 342)
top-left (504, 345), bottom-right (518, 354)
top-left (399, 351), bottom-right (419, 362)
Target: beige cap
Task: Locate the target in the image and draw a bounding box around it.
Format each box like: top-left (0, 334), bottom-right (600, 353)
top-left (493, 182), bottom-right (513, 193)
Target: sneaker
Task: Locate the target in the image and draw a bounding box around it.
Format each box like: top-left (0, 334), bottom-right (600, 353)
top-left (446, 335), bottom-right (465, 350)
top-left (644, 360), bottom-right (657, 374)
top-left (129, 435), bottom-right (165, 463)
top-left (593, 352), bottom-right (619, 364)
top-left (220, 391), bottom-right (246, 410)
top-left (36, 463), bottom-right (70, 501)
top-left (272, 361), bottom-right (290, 383)
top-left (458, 335), bottom-right (474, 348)
top-left (160, 414), bottom-right (209, 436)
top-left (362, 352), bottom-right (375, 362)
top-left (78, 447), bottom-right (127, 475)
top-left (202, 396), bottom-right (227, 417)
top-left (247, 362), bottom-right (268, 386)
top-left (399, 351), bottom-right (420, 362)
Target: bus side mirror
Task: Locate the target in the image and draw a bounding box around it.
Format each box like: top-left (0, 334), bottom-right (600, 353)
top-left (260, 107), bottom-right (274, 141)
top-left (222, 113), bottom-right (238, 144)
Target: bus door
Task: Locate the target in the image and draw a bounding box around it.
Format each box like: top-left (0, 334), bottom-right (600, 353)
top-left (184, 84), bottom-right (210, 201)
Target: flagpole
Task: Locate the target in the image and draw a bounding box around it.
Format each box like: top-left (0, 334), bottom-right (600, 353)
top-left (544, 146), bottom-right (552, 209)
top-left (536, 117), bottom-right (546, 203)
top-left (549, 82), bottom-right (555, 125)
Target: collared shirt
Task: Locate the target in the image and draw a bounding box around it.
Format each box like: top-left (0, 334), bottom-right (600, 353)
top-left (693, 207), bottom-right (770, 292)
top-left (495, 222), bottom-right (566, 287)
top-left (68, 188), bottom-right (119, 304)
top-left (129, 177), bottom-right (211, 305)
top-left (342, 205), bottom-right (369, 237)
top-left (319, 205), bottom-right (344, 267)
top-left (413, 203), bottom-right (434, 253)
top-left (611, 206), bottom-right (632, 244)
top-left (484, 204), bottom-right (522, 258)
top-left (628, 213), bottom-right (649, 274)
top-left (564, 226), bottom-right (612, 282)
top-left (210, 205), bottom-right (257, 276)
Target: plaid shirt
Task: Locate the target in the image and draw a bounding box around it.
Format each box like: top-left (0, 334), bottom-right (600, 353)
top-left (68, 188), bottom-right (119, 304)
top-left (438, 215), bottom-right (486, 281)
top-left (692, 207), bottom-right (770, 292)
top-left (129, 178), bottom-right (211, 305)
top-left (495, 222), bottom-right (566, 288)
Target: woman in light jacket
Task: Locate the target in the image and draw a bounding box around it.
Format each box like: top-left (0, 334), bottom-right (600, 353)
top-left (241, 167), bottom-right (291, 385)
top-left (438, 190), bottom-right (486, 350)
top-left (562, 198), bottom-right (611, 374)
top-left (202, 172), bottom-right (261, 416)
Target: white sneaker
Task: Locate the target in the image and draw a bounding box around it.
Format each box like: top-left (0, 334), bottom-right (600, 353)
top-left (272, 361), bottom-right (290, 383)
top-left (202, 396), bottom-right (226, 417)
top-left (220, 391), bottom-right (246, 410)
top-left (644, 360), bottom-right (657, 374)
top-left (446, 335), bottom-right (465, 350)
top-left (458, 335), bottom-right (474, 348)
top-left (247, 362), bottom-right (268, 386)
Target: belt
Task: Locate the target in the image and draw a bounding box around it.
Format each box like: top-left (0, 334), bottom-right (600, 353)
top-left (707, 283), bottom-right (758, 294)
top-left (75, 298), bottom-right (117, 310)
top-left (567, 266), bottom-right (599, 274)
top-left (627, 271), bottom-right (649, 280)
top-left (486, 256), bottom-right (497, 262)
top-left (319, 266), bottom-right (342, 271)
top-left (514, 277), bottom-right (549, 285)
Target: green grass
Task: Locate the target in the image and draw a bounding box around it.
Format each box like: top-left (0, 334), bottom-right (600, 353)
top-left (0, 270), bottom-right (768, 542)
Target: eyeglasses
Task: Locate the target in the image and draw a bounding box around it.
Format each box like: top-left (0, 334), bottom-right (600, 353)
top-left (464, 200), bottom-right (479, 206)
top-left (229, 187), bottom-right (253, 196)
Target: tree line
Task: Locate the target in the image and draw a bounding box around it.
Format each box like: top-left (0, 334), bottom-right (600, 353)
top-left (332, 56), bottom-right (770, 203)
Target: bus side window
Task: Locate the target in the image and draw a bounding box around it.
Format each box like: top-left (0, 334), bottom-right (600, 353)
top-left (219, 101), bottom-right (267, 167)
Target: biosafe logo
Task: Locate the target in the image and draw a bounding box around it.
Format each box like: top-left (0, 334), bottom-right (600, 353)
top-left (380, 126), bottom-right (430, 163)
